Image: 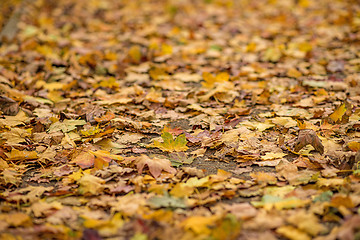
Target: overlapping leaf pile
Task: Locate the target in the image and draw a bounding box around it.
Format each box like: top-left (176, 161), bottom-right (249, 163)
top-left (0, 0), bottom-right (360, 239)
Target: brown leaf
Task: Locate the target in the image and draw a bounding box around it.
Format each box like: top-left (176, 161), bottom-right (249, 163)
top-left (293, 129), bottom-right (324, 154)
top-left (133, 154), bottom-right (176, 178)
top-left (0, 96), bottom-right (19, 116)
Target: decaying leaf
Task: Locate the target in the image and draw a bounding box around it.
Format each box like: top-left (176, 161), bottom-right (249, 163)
top-left (78, 174), bottom-right (105, 195)
top-left (293, 129), bottom-right (324, 154)
top-left (0, 0), bottom-right (359, 239)
top-left (131, 154), bottom-right (176, 178)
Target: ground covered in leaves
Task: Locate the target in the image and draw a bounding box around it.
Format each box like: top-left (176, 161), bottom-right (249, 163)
top-left (0, 0), bottom-right (360, 239)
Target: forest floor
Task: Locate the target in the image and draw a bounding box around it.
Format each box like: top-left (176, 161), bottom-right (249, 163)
top-left (0, 0), bottom-right (360, 239)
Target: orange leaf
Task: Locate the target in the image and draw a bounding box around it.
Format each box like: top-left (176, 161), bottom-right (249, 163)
top-left (347, 141), bottom-right (360, 152)
top-left (94, 111), bottom-right (115, 123)
top-left (71, 151), bottom-right (95, 169)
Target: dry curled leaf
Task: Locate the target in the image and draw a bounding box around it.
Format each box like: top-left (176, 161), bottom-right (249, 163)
top-left (293, 129), bottom-right (324, 155)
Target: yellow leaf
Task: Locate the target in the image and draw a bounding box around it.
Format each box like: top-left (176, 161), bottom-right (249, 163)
top-left (1, 168), bottom-right (21, 185)
top-left (91, 150), bottom-right (123, 170)
top-left (170, 183), bottom-right (194, 197)
top-left (149, 67), bottom-right (167, 80)
top-left (261, 152), bottom-right (287, 160)
top-left (78, 174), bottom-right (105, 195)
top-left (161, 43), bottom-right (173, 55)
top-left (347, 141), bottom-right (360, 152)
top-left (263, 46), bottom-right (282, 62)
top-left (277, 226), bottom-right (311, 240)
top-left (329, 102), bottom-right (347, 123)
top-left (316, 178), bottom-right (344, 187)
top-left (0, 110), bottom-right (28, 127)
top-left (43, 82), bottom-right (64, 91)
top-left (47, 90), bottom-right (63, 103)
top-left (287, 68), bottom-right (302, 78)
top-left (250, 172), bottom-right (277, 185)
top-left (153, 131), bottom-right (188, 152)
top-left (272, 117), bottom-right (297, 128)
top-left (145, 88), bottom-right (164, 103)
top-left (0, 159), bottom-right (9, 170)
top-left (1, 128), bottom-right (31, 145)
top-left (4, 213), bottom-right (32, 227)
top-left (202, 72), bottom-right (229, 89)
top-left (287, 211), bottom-right (327, 236)
top-left (128, 45), bottom-right (141, 63)
top-left (67, 169), bottom-right (83, 182)
top-left (90, 150), bottom-right (123, 161)
top-left (6, 149), bottom-right (38, 161)
top-left (181, 216), bottom-right (218, 235)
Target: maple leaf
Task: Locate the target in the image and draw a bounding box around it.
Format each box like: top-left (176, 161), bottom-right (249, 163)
top-left (202, 72), bottom-right (229, 89)
top-left (78, 174), bottom-right (105, 195)
top-left (0, 110), bottom-right (28, 127)
top-left (71, 150), bottom-right (123, 169)
top-left (48, 119), bottom-right (86, 133)
top-left (168, 152), bottom-right (194, 167)
top-left (71, 151), bottom-right (95, 169)
top-left (154, 131), bottom-right (188, 152)
top-left (133, 154), bottom-right (176, 178)
top-left (0, 127), bottom-right (31, 145)
top-left (329, 101), bottom-right (352, 123)
top-left (1, 168), bottom-right (21, 186)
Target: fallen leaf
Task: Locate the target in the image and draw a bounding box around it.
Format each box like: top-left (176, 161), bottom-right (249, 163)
top-left (148, 194), bottom-right (187, 209)
top-left (0, 128), bottom-right (31, 145)
top-left (5, 149), bottom-right (38, 161)
top-left (133, 155), bottom-right (176, 178)
top-left (0, 110), bottom-right (28, 127)
top-left (287, 211), bottom-right (328, 236)
top-left (347, 141), bottom-right (360, 152)
top-left (293, 129), bottom-right (324, 154)
top-left (153, 131), bottom-right (188, 152)
top-left (71, 151), bottom-right (95, 169)
top-left (78, 174), bottom-right (105, 195)
top-left (48, 119), bottom-right (86, 133)
top-left (329, 101), bottom-right (352, 123)
top-left (202, 72), bottom-right (229, 89)
top-left (181, 215), bottom-right (218, 235)
top-left (276, 225), bottom-right (311, 240)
